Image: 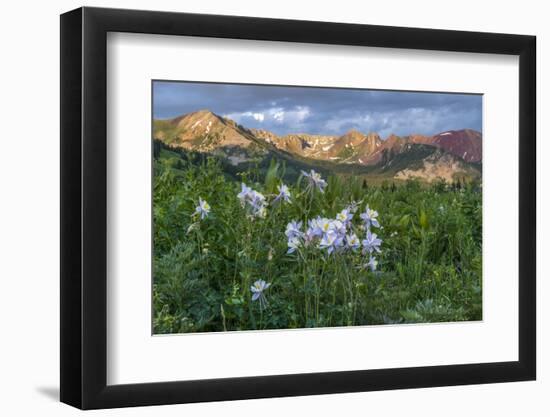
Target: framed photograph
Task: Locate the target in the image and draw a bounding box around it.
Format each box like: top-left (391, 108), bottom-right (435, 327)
top-left (60, 6), bottom-right (536, 409)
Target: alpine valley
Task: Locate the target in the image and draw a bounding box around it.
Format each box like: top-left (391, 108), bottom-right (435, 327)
top-left (153, 109), bottom-right (482, 184)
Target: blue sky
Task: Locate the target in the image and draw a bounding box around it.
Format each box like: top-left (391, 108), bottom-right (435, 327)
top-left (153, 81), bottom-right (482, 138)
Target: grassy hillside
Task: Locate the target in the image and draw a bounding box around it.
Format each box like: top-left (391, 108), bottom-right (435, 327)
top-left (154, 139), bottom-right (481, 187)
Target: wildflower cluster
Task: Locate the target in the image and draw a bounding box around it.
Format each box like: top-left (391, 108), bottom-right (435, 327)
top-left (193, 181), bottom-right (292, 225)
top-left (286, 201), bottom-right (383, 271)
top-left (238, 183), bottom-right (268, 218)
top-left (195, 171), bottom-right (382, 316)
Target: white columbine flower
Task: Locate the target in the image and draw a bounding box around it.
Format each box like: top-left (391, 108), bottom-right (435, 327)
top-left (326, 218), bottom-right (346, 236)
top-left (316, 218), bottom-right (342, 235)
top-left (274, 184), bottom-right (291, 203)
top-left (285, 220), bottom-right (303, 240)
top-left (318, 217), bottom-right (333, 234)
top-left (362, 230), bottom-right (382, 254)
top-left (332, 219), bottom-right (346, 237)
top-left (311, 218), bottom-right (347, 254)
top-left (286, 221), bottom-right (303, 253)
top-left (301, 169), bottom-right (328, 193)
top-left (195, 197), bottom-right (211, 219)
top-left (237, 183), bottom-right (253, 205)
top-left (319, 230), bottom-right (344, 254)
top-left (287, 236), bottom-right (302, 254)
top-left (346, 233), bottom-right (361, 251)
top-left (250, 279), bottom-right (271, 308)
top-left (336, 208), bottom-right (353, 226)
top-left (304, 218), bottom-right (320, 245)
top-left (305, 217), bottom-right (323, 242)
top-left (360, 205), bottom-right (380, 229)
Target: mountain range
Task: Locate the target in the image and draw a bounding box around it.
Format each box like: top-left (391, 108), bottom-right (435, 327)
top-left (153, 109), bottom-right (482, 183)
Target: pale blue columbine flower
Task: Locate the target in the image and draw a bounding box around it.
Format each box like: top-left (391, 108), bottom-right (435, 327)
top-left (360, 205), bottom-right (380, 229)
top-left (346, 233), bottom-right (361, 251)
top-left (364, 256), bottom-right (378, 272)
top-left (274, 184), bottom-right (291, 203)
top-left (285, 220), bottom-right (303, 240)
top-left (301, 169), bottom-right (328, 193)
top-left (318, 218), bottom-right (344, 235)
top-left (332, 219), bottom-right (347, 237)
top-left (336, 208), bottom-right (353, 226)
top-left (306, 217), bottom-right (326, 238)
top-left (346, 200), bottom-right (361, 214)
top-left (319, 230), bottom-right (344, 254)
top-left (195, 197), bottom-right (211, 219)
top-left (318, 217), bottom-right (333, 234)
top-left (308, 216), bottom-right (330, 237)
top-left (362, 230), bottom-right (382, 254)
top-left (238, 183), bottom-right (267, 218)
top-left (305, 216), bottom-right (323, 242)
top-left (237, 183), bottom-right (253, 205)
top-left (287, 236), bottom-right (302, 254)
top-left (251, 279), bottom-right (271, 308)
top-left (311, 218), bottom-right (346, 253)
top-left (249, 190), bottom-right (266, 210)
top-left (286, 221), bottom-right (304, 253)
top-left (304, 217), bottom-right (323, 245)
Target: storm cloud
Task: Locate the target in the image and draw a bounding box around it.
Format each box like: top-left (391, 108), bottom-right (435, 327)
top-left (153, 81), bottom-right (482, 138)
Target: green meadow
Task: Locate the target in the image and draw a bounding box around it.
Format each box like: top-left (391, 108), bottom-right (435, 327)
top-left (153, 145), bottom-right (482, 334)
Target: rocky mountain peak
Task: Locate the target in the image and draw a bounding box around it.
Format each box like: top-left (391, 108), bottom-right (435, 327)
top-left (381, 134), bottom-right (407, 154)
top-left (153, 110), bottom-right (482, 180)
top-left (432, 129), bottom-right (482, 162)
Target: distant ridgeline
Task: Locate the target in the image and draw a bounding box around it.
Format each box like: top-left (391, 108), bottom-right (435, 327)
top-left (153, 109), bottom-right (482, 184)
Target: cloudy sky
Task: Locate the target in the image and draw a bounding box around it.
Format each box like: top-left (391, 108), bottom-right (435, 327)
top-left (153, 81), bottom-right (482, 138)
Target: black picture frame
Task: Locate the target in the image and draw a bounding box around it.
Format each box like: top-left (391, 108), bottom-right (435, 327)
top-left (60, 6), bottom-right (536, 410)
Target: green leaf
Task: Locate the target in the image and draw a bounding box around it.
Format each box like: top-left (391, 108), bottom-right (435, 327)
top-left (419, 210), bottom-right (429, 229)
